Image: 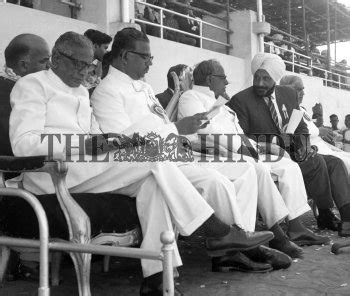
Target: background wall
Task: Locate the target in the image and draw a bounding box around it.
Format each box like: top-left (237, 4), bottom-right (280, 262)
top-left (147, 36), bottom-right (247, 96)
top-left (0, 3), bottom-right (96, 66)
top-left (1, 2), bottom-right (350, 128)
top-left (289, 73), bottom-right (350, 129)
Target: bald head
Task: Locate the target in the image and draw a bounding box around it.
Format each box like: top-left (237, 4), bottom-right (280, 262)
top-left (193, 59), bottom-right (228, 98)
top-left (5, 34), bottom-right (50, 76)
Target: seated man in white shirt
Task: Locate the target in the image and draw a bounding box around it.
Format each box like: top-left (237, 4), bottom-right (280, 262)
top-left (9, 31), bottom-right (273, 295)
top-left (280, 75), bottom-right (350, 172)
top-left (91, 28), bottom-right (280, 283)
top-left (280, 75), bottom-right (350, 235)
top-left (178, 59), bottom-right (329, 258)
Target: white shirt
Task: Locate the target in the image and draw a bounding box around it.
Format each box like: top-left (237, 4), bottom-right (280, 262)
top-left (91, 66), bottom-right (178, 139)
top-left (9, 69), bottom-right (111, 194)
top-left (178, 85), bottom-right (256, 152)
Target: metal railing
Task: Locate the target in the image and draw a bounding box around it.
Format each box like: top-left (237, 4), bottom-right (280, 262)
top-left (135, 1), bottom-right (232, 50)
top-left (264, 42), bottom-right (350, 90)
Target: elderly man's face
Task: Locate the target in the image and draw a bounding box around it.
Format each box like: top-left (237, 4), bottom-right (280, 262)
top-left (55, 45), bottom-right (94, 88)
top-left (26, 40), bottom-right (51, 75)
top-left (293, 80), bottom-right (305, 105)
top-left (208, 64), bottom-right (228, 98)
top-left (125, 40), bottom-right (153, 80)
top-left (253, 69), bottom-right (275, 97)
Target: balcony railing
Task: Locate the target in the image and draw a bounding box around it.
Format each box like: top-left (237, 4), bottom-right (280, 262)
top-left (264, 42), bottom-right (350, 90)
top-left (135, 0), bottom-right (232, 51)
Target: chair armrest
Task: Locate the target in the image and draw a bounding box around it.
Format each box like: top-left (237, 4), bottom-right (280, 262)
top-left (0, 156), bottom-right (47, 172)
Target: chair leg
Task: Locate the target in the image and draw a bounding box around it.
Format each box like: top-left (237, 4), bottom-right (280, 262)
top-left (103, 255), bottom-right (110, 273)
top-left (69, 252), bottom-right (92, 296)
top-left (51, 252), bottom-right (62, 286)
top-left (0, 246), bottom-right (11, 282)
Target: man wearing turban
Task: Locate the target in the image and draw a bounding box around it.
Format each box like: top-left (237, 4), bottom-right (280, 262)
top-left (228, 53), bottom-right (348, 238)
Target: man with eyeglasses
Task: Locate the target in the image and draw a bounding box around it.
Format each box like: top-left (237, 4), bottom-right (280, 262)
top-left (10, 31), bottom-right (272, 295)
top-left (91, 28), bottom-right (275, 294)
top-left (178, 58), bottom-right (329, 263)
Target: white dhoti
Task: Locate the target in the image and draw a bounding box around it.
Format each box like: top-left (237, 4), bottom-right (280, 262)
top-left (70, 161), bottom-right (242, 277)
top-left (261, 156), bottom-right (311, 223)
top-left (194, 153), bottom-right (258, 231)
top-left (195, 153), bottom-right (310, 229)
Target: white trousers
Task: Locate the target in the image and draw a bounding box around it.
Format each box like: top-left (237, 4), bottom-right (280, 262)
top-left (195, 153), bottom-right (310, 229)
top-left (70, 161), bottom-right (245, 277)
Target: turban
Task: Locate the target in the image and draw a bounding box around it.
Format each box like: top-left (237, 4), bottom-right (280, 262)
top-left (251, 53), bottom-right (286, 82)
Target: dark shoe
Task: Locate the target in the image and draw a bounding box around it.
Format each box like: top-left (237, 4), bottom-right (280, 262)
top-left (206, 225), bottom-right (274, 257)
top-left (338, 223), bottom-right (350, 237)
top-left (269, 236), bottom-right (304, 259)
top-left (212, 252), bottom-right (272, 273)
top-left (288, 229), bottom-right (330, 246)
top-left (244, 245), bottom-right (292, 270)
top-left (317, 212), bottom-right (341, 231)
top-left (140, 280), bottom-right (183, 296)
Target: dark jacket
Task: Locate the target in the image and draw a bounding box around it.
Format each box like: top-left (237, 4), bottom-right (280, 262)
top-left (156, 88), bottom-right (174, 109)
top-left (228, 85), bottom-right (309, 152)
top-left (0, 76), bottom-right (16, 156)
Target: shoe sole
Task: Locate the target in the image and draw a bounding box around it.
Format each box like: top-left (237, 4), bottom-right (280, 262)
top-left (212, 265), bottom-right (273, 273)
top-left (206, 236), bottom-right (273, 257)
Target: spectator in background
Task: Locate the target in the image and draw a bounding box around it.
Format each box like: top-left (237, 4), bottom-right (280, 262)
top-left (144, 0), bottom-right (161, 37)
top-left (158, 0), bottom-right (197, 46)
top-left (329, 114), bottom-right (343, 148)
top-left (174, 0), bottom-right (201, 47)
top-left (330, 114), bottom-right (341, 132)
top-left (343, 115), bottom-right (350, 152)
top-left (156, 64), bottom-right (192, 109)
top-left (83, 29), bottom-right (112, 92)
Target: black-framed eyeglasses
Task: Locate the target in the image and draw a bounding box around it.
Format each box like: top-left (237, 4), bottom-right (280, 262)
top-left (58, 50), bottom-right (92, 71)
top-left (211, 74), bottom-right (227, 80)
top-left (128, 51), bottom-right (154, 62)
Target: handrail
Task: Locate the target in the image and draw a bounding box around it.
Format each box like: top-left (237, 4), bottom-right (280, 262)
top-left (264, 42), bottom-right (350, 90)
top-left (0, 188), bottom-right (50, 296)
top-left (135, 0), bottom-right (232, 50)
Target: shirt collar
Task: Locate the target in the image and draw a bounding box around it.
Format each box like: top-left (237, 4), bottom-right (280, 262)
top-left (0, 65), bottom-right (21, 81)
top-left (192, 85), bottom-right (216, 99)
top-left (108, 66), bottom-right (147, 92)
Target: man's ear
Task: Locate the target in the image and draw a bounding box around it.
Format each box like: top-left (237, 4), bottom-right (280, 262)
top-left (121, 50), bottom-right (128, 64)
top-left (17, 58), bottom-right (29, 76)
top-left (205, 75), bottom-right (212, 87)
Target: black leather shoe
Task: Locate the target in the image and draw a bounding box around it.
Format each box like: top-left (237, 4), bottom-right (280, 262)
top-left (288, 229), bottom-right (330, 246)
top-left (212, 252), bottom-right (272, 273)
top-left (317, 212), bottom-right (341, 231)
top-left (243, 245), bottom-right (292, 270)
top-left (206, 225), bottom-right (274, 257)
top-left (269, 236), bottom-right (304, 259)
top-left (140, 281), bottom-right (183, 296)
top-left (338, 223), bottom-right (350, 237)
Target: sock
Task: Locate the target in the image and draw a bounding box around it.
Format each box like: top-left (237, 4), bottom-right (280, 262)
top-left (288, 217), bottom-right (307, 233)
top-left (197, 214), bottom-right (230, 238)
top-left (339, 204), bottom-right (350, 222)
top-left (342, 222), bottom-right (350, 230)
top-left (142, 272), bottom-right (162, 289)
top-left (318, 208), bottom-right (333, 218)
top-left (269, 223), bottom-right (288, 242)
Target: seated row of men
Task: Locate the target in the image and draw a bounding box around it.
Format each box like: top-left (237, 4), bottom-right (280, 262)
top-left (1, 28), bottom-right (350, 295)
